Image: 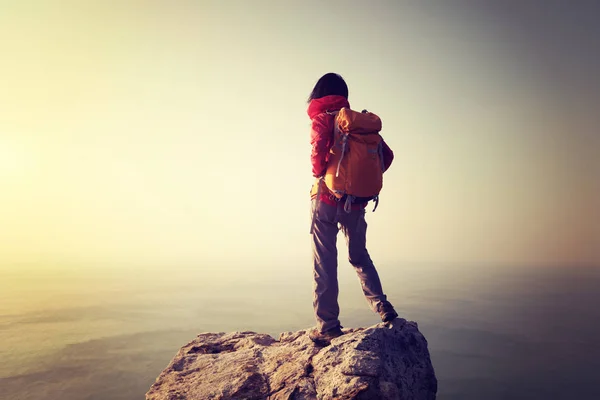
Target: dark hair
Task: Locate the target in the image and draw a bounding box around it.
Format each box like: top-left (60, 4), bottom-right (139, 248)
top-left (307, 73), bottom-right (348, 103)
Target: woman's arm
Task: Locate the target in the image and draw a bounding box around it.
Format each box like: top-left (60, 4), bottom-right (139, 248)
top-left (309, 113), bottom-right (333, 177)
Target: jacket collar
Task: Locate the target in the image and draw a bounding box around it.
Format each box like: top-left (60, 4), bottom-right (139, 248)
top-left (307, 95), bottom-right (350, 119)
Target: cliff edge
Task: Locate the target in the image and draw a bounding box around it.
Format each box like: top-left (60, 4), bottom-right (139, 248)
top-left (146, 318), bottom-right (437, 400)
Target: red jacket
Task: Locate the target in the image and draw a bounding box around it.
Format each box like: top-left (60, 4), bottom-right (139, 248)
top-left (308, 95), bottom-right (394, 207)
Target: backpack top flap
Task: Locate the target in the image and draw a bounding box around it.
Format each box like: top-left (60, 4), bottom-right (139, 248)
top-left (336, 107), bottom-right (382, 134)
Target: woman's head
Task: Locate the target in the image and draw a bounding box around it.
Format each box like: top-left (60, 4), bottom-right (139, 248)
top-left (307, 73), bottom-right (348, 103)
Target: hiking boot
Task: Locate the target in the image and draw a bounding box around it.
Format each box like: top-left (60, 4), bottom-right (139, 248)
top-left (308, 326), bottom-right (344, 346)
top-left (377, 301), bottom-right (398, 323)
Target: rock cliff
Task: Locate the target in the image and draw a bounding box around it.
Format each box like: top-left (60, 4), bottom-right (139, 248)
top-left (146, 318), bottom-right (437, 400)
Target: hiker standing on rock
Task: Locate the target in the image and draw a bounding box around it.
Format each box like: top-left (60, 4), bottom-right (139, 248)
top-left (307, 72), bottom-right (398, 345)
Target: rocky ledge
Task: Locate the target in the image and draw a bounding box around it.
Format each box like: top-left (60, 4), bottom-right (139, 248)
top-left (146, 318), bottom-right (437, 400)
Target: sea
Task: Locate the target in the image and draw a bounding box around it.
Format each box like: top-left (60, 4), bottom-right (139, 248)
top-left (1, 262), bottom-right (599, 400)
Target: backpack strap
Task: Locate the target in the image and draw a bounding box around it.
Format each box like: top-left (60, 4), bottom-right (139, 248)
top-left (343, 195), bottom-right (355, 213)
top-left (335, 131), bottom-right (349, 178)
top-left (372, 195), bottom-right (379, 212)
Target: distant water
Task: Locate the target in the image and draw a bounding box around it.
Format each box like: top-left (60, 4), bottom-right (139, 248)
top-left (1, 263), bottom-right (599, 400)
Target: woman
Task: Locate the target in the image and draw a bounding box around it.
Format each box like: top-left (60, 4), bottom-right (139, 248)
top-left (307, 72), bottom-right (398, 345)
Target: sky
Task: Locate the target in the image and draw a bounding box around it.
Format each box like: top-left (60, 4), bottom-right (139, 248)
top-left (1, 0), bottom-right (599, 272)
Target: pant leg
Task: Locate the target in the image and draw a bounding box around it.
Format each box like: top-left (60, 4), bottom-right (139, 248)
top-left (340, 207), bottom-right (388, 313)
top-left (310, 199), bottom-right (341, 332)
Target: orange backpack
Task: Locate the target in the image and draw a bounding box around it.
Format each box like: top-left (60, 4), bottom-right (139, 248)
top-left (322, 108), bottom-right (385, 211)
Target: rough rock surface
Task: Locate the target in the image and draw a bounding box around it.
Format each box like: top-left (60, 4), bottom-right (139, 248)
top-left (146, 318), bottom-right (437, 400)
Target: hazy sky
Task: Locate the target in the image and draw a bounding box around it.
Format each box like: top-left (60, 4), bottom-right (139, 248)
top-left (1, 0), bottom-right (599, 271)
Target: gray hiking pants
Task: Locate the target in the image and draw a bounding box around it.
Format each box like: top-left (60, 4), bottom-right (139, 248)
top-left (310, 198), bottom-right (389, 333)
